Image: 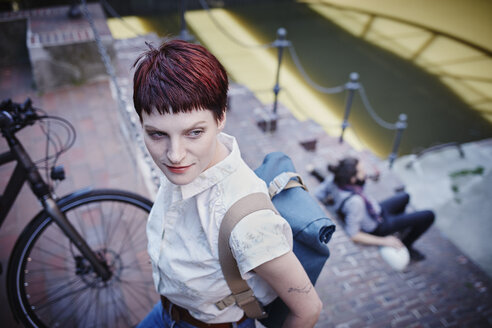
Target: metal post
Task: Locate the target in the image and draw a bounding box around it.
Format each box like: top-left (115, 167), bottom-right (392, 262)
top-left (388, 113), bottom-right (407, 168)
top-left (67, 1), bottom-right (82, 19)
top-left (272, 28), bottom-right (288, 118)
top-left (179, 0), bottom-right (193, 41)
top-left (339, 72), bottom-right (359, 143)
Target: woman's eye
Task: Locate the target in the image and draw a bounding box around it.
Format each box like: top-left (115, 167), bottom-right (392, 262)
top-left (147, 131), bottom-right (165, 139)
top-left (188, 129), bottom-right (203, 137)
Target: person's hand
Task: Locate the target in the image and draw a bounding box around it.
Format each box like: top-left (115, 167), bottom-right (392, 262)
top-left (383, 236), bottom-right (404, 249)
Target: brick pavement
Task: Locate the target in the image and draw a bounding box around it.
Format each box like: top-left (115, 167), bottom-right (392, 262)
top-left (1, 32), bottom-right (492, 328)
top-left (224, 83), bottom-right (492, 328)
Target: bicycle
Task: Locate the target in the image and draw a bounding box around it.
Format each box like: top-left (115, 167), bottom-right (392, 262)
top-left (0, 98), bottom-right (156, 327)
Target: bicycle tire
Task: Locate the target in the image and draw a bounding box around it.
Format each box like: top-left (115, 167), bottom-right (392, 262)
top-left (7, 188), bottom-right (156, 328)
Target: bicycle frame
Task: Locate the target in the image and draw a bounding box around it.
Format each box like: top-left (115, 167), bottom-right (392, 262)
top-left (0, 149), bottom-right (21, 226)
top-left (0, 130), bottom-right (112, 280)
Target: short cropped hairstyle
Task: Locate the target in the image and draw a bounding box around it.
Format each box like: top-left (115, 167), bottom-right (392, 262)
top-left (328, 157), bottom-right (358, 187)
top-left (133, 40), bottom-right (228, 121)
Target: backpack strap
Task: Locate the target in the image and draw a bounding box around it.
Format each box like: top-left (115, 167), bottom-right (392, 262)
top-left (336, 193), bottom-right (356, 220)
top-left (216, 192), bottom-right (278, 318)
top-left (268, 172), bottom-right (307, 198)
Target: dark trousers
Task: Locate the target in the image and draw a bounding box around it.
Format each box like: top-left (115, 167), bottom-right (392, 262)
top-left (372, 193), bottom-right (435, 249)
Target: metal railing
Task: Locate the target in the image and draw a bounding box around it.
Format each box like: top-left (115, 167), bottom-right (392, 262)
top-left (97, 0), bottom-right (410, 168)
top-left (405, 142), bottom-right (465, 169)
top-left (192, 0), bottom-right (408, 167)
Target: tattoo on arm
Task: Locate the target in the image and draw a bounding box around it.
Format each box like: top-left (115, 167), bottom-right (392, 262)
top-left (288, 283), bottom-right (312, 294)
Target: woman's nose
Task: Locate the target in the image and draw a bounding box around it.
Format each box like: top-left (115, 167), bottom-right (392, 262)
top-left (166, 138), bottom-right (186, 164)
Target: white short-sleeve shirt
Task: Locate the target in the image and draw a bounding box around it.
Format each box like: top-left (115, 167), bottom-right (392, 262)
top-left (146, 133), bottom-right (293, 323)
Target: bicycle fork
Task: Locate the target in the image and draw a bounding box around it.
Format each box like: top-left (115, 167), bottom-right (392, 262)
top-left (7, 134), bottom-right (113, 282)
top-left (42, 197), bottom-right (112, 281)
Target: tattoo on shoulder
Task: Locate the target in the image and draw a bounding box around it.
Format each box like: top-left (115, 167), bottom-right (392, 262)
top-left (287, 283), bottom-right (312, 294)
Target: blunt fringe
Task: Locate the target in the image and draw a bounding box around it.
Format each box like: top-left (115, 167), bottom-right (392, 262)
top-left (133, 40), bottom-right (228, 121)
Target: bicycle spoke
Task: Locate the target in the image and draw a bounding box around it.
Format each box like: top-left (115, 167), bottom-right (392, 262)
top-left (93, 288), bottom-right (101, 328)
top-left (30, 279), bottom-right (90, 308)
top-left (27, 276), bottom-right (82, 301)
top-left (48, 223), bottom-right (83, 255)
top-left (26, 258), bottom-right (71, 272)
top-left (107, 286), bottom-right (125, 326)
top-left (116, 235), bottom-right (135, 261)
top-left (109, 284), bottom-right (135, 326)
top-left (115, 209), bottom-right (141, 259)
top-left (118, 279), bottom-right (154, 312)
top-left (25, 274), bottom-right (80, 288)
top-left (104, 287), bottom-right (110, 328)
top-left (47, 283), bottom-right (91, 326)
top-left (39, 232), bottom-right (72, 252)
top-left (76, 288), bottom-right (96, 328)
top-left (122, 230), bottom-right (147, 251)
top-left (28, 244), bottom-right (73, 263)
top-left (101, 201), bottom-right (117, 250)
top-left (35, 281), bottom-right (91, 311)
top-left (69, 205), bottom-right (90, 245)
top-left (86, 202), bottom-right (106, 251)
top-left (122, 204), bottom-right (140, 232)
top-left (105, 203), bottom-right (126, 247)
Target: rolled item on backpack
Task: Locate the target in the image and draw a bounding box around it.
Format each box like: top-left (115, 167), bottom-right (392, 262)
top-left (254, 152), bottom-right (336, 285)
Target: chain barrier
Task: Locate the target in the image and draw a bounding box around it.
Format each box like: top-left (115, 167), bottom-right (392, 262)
top-left (270, 29), bottom-right (407, 166)
top-left (80, 0), bottom-right (160, 188)
top-left (197, 1), bottom-right (345, 95)
top-left (198, 0), bottom-right (274, 49)
top-left (99, 0), bottom-right (143, 37)
top-left (287, 44), bottom-right (346, 94)
top-left (286, 39), bottom-right (397, 131)
top-left (357, 83), bottom-right (398, 130)
top-left (88, 0), bottom-right (407, 167)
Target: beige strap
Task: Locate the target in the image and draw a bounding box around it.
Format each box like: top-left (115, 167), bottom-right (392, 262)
top-left (217, 192), bottom-right (277, 318)
top-left (268, 172), bottom-right (308, 198)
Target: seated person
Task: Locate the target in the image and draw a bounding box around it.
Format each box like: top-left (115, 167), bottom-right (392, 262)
top-left (313, 157), bottom-right (434, 261)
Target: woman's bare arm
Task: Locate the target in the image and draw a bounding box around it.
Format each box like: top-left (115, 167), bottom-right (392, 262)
top-left (254, 251), bottom-right (322, 328)
top-left (351, 231), bottom-right (403, 248)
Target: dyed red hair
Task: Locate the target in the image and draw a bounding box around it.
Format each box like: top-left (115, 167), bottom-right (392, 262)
top-left (133, 40), bottom-right (228, 121)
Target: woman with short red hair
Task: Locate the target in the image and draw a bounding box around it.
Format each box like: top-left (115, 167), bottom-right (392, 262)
top-left (134, 40), bottom-right (322, 328)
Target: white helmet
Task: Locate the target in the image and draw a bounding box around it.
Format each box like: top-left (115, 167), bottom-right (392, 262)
top-left (379, 246), bottom-right (410, 271)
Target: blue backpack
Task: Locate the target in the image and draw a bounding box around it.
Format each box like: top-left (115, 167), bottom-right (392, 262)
top-left (217, 152), bottom-right (336, 327)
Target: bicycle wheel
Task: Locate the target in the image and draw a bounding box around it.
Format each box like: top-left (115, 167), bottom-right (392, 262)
top-left (7, 189), bottom-right (156, 328)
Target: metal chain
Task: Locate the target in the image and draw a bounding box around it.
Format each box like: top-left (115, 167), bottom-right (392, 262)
top-left (84, 0), bottom-right (398, 170)
top-left (357, 83), bottom-right (398, 130)
top-left (80, 0), bottom-right (160, 188)
top-left (287, 44), bottom-right (346, 94)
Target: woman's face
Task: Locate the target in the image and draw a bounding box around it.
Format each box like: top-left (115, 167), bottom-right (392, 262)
top-left (142, 109), bottom-right (226, 186)
top-left (351, 162), bottom-right (367, 185)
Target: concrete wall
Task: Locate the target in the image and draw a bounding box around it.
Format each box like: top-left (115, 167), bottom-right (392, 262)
top-left (29, 40), bottom-right (115, 92)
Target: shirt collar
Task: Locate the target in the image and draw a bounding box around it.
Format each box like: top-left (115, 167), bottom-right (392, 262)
top-left (179, 133), bottom-right (241, 200)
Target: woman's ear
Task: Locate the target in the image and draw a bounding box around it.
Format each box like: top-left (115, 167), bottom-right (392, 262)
top-left (217, 112), bottom-right (226, 132)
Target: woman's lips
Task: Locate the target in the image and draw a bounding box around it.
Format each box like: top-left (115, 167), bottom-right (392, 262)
top-left (166, 164), bottom-right (192, 174)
